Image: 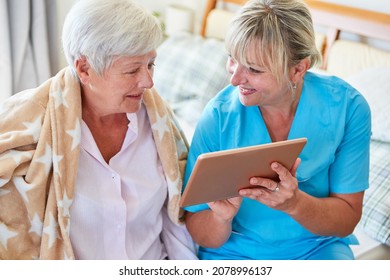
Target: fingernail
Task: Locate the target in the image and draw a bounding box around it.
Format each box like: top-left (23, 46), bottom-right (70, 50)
top-left (272, 162), bottom-right (278, 168)
top-left (250, 178), bottom-right (257, 184)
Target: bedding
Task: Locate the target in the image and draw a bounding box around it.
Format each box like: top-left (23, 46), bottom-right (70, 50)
top-left (361, 140), bottom-right (390, 246)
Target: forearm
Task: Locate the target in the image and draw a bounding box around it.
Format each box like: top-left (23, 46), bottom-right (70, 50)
top-left (185, 210), bottom-right (233, 248)
top-left (286, 190), bottom-right (364, 237)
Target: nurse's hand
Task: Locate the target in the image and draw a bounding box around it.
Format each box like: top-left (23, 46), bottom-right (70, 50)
top-left (207, 196), bottom-right (243, 223)
top-left (238, 158), bottom-right (301, 212)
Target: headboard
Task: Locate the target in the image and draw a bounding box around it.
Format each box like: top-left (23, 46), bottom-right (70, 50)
top-left (304, 0), bottom-right (390, 69)
top-left (199, 0), bottom-right (390, 71)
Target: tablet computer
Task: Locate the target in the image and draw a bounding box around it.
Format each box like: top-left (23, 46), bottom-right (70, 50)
top-left (180, 138), bottom-right (307, 207)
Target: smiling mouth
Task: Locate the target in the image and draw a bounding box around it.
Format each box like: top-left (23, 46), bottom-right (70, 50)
top-left (239, 87), bottom-right (256, 96)
top-left (126, 93), bottom-right (143, 98)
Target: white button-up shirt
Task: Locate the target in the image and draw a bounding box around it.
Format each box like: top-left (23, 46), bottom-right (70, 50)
top-left (70, 105), bottom-right (196, 259)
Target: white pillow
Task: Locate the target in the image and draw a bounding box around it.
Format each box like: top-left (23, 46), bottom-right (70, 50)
top-left (346, 67), bottom-right (390, 143)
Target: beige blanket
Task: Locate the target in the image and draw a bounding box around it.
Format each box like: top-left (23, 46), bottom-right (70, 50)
top-left (0, 67), bottom-right (188, 259)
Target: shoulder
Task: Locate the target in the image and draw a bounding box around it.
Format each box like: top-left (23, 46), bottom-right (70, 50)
top-left (304, 71), bottom-right (369, 109)
top-left (304, 71), bottom-right (353, 92)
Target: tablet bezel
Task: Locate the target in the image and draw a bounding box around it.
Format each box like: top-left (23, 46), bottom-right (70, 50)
top-left (180, 138), bottom-right (307, 207)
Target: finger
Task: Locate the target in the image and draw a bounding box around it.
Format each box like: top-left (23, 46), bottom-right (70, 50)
top-left (271, 162), bottom-right (290, 182)
top-left (250, 177), bottom-right (275, 192)
top-left (239, 187), bottom-right (265, 199)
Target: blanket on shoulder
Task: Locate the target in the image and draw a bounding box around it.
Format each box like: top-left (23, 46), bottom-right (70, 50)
top-left (0, 67), bottom-right (188, 259)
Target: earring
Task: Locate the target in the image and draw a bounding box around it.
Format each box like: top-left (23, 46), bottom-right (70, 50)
top-left (291, 82), bottom-right (297, 101)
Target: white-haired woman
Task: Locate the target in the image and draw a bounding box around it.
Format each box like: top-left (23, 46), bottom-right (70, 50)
top-left (0, 0), bottom-right (196, 260)
top-left (183, 0), bottom-right (371, 260)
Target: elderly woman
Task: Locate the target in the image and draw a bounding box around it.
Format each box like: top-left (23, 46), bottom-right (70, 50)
top-left (183, 0), bottom-right (371, 259)
top-left (0, 0), bottom-right (196, 260)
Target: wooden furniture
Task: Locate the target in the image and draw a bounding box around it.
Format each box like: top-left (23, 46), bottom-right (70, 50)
top-left (199, 0), bottom-right (390, 69)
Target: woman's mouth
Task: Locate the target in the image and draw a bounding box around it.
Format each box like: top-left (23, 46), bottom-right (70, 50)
top-left (239, 86), bottom-right (256, 96)
top-left (126, 93), bottom-right (143, 99)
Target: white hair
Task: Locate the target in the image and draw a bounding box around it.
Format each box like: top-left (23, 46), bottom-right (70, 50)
top-left (62, 0), bottom-right (163, 76)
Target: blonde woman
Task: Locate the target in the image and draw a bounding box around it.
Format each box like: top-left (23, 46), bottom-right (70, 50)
top-left (183, 0), bottom-right (371, 260)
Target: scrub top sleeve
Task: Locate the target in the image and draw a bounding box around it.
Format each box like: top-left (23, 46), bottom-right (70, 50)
top-left (330, 90), bottom-right (371, 193)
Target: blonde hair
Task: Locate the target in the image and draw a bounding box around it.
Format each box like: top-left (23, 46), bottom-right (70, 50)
top-left (225, 0), bottom-right (321, 84)
top-left (62, 0), bottom-right (163, 77)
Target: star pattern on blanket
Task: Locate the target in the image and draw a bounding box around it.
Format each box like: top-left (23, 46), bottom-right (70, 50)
top-left (22, 117), bottom-right (42, 142)
top-left (35, 143), bottom-right (52, 175)
top-left (43, 213), bottom-right (60, 248)
top-left (2, 150), bottom-right (30, 165)
top-left (166, 176), bottom-right (181, 197)
top-left (0, 69), bottom-right (188, 259)
top-left (12, 177), bottom-right (35, 203)
top-left (58, 190), bottom-right (72, 218)
top-left (52, 87), bottom-right (69, 109)
top-left (66, 119), bottom-right (81, 151)
top-left (29, 214), bottom-right (43, 237)
top-left (152, 113), bottom-right (170, 141)
top-left (0, 223), bottom-right (18, 250)
top-left (52, 153), bottom-right (64, 175)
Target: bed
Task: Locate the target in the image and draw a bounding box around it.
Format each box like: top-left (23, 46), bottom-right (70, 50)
top-left (153, 0), bottom-right (390, 260)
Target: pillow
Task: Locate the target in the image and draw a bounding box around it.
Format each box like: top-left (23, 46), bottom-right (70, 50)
top-left (327, 40), bottom-right (390, 79)
top-left (154, 32), bottom-right (230, 128)
top-left (359, 140), bottom-right (390, 246)
top-left (346, 67), bottom-right (390, 143)
top-left (205, 9), bottom-right (235, 40)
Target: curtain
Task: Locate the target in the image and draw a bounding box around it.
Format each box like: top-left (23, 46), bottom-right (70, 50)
top-left (0, 0), bottom-right (58, 102)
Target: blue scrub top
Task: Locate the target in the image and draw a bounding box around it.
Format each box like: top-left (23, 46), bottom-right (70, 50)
top-left (183, 71), bottom-right (371, 259)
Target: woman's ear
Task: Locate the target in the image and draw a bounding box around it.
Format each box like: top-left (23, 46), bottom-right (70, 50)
top-left (290, 57), bottom-right (310, 82)
top-left (75, 56), bottom-right (90, 84)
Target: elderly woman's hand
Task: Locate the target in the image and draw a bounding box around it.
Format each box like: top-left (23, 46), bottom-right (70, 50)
top-left (238, 158), bottom-right (301, 212)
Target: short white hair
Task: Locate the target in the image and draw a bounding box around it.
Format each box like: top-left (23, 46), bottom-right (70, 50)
top-left (62, 0), bottom-right (163, 76)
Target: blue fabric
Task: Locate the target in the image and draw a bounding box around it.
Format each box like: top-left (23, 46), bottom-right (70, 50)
top-left (183, 71), bottom-right (371, 260)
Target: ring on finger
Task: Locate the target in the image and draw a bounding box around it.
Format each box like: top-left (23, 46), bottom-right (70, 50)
top-left (274, 183), bottom-right (280, 192)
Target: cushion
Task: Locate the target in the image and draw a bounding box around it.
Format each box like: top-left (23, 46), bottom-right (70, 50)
top-left (205, 9), bottom-right (235, 40)
top-left (359, 140), bottom-right (390, 246)
top-left (154, 32), bottom-right (230, 128)
top-left (346, 66), bottom-right (390, 143)
top-left (327, 40), bottom-right (390, 79)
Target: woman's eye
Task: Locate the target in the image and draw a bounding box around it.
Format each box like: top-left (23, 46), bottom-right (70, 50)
top-left (125, 69), bottom-right (138, 75)
top-left (249, 67), bottom-right (263, 74)
top-left (148, 63), bottom-right (155, 69)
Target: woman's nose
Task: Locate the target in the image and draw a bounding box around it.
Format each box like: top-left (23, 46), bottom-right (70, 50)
top-left (229, 65), bottom-right (246, 86)
top-left (140, 69), bottom-right (154, 89)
